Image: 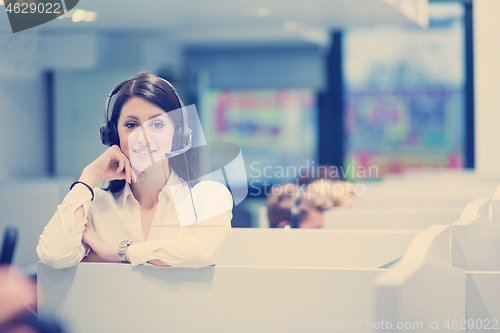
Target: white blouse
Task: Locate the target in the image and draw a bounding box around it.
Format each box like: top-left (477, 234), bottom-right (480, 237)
top-left (36, 171), bottom-right (233, 269)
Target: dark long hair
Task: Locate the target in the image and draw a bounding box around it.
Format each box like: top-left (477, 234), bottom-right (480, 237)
top-left (106, 72), bottom-right (197, 193)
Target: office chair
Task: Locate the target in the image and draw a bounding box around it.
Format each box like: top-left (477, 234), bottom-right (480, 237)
top-left (0, 226), bottom-right (18, 264)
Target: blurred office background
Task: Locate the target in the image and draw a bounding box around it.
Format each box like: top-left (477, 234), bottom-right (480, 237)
top-left (1, 0), bottom-right (500, 266)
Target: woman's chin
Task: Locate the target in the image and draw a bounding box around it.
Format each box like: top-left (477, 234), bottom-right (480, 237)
top-left (130, 159), bottom-right (170, 187)
top-left (130, 163), bottom-right (148, 176)
top-left (130, 155), bottom-right (162, 172)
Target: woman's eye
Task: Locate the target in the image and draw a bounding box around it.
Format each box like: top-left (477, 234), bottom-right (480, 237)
top-left (150, 122), bottom-right (164, 129)
top-left (125, 123), bottom-right (138, 129)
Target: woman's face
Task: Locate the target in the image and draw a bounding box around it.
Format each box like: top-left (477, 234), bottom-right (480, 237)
top-left (117, 97), bottom-right (175, 175)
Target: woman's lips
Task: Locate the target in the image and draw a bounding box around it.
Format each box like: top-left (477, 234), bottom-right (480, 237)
top-left (133, 149), bottom-right (157, 156)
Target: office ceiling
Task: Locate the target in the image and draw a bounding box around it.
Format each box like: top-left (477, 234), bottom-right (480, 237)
top-left (39, 0), bottom-right (428, 45)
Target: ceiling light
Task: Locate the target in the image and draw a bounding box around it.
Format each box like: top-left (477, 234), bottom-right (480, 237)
top-left (255, 7), bottom-right (271, 17)
top-left (0, 0), bottom-right (4, 5)
top-left (83, 11), bottom-right (97, 22)
top-left (246, 7), bottom-right (272, 18)
top-left (72, 9), bottom-right (86, 22)
top-left (283, 21), bottom-right (297, 32)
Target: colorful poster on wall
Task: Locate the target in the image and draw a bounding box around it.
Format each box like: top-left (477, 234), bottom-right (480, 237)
top-left (343, 3), bottom-right (465, 178)
top-left (200, 89), bottom-right (317, 185)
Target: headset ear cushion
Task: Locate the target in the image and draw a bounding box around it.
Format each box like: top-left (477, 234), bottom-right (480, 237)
top-left (100, 124), bottom-right (109, 146)
top-left (108, 121), bottom-right (119, 146)
top-left (172, 127), bottom-right (183, 151)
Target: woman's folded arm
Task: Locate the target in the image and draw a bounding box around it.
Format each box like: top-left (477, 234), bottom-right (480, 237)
top-left (127, 210), bottom-right (232, 268)
top-left (36, 185), bottom-right (93, 269)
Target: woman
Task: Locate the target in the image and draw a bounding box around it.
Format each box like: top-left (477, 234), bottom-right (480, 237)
top-left (37, 72), bottom-right (233, 269)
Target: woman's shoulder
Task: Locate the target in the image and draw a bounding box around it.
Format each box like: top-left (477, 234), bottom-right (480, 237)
top-left (189, 180), bottom-right (233, 222)
top-left (192, 180), bottom-right (233, 208)
top-left (193, 180), bottom-right (231, 195)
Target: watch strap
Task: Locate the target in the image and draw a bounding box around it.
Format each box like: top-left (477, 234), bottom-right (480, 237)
top-left (118, 240), bottom-right (133, 263)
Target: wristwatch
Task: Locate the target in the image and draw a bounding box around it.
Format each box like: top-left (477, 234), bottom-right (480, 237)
top-left (118, 240), bottom-right (133, 263)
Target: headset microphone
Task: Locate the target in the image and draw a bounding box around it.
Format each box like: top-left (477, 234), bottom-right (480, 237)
top-left (164, 129), bottom-right (193, 159)
top-left (289, 187), bottom-right (305, 228)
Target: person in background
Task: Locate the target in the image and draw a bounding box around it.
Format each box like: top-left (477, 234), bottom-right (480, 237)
top-left (266, 165), bottom-right (355, 228)
top-left (0, 266), bottom-right (37, 333)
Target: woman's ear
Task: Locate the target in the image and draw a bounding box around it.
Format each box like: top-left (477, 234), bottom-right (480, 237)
top-left (277, 220), bottom-right (290, 228)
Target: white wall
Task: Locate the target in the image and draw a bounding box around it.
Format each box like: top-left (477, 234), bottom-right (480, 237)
top-left (0, 20), bottom-right (49, 180)
top-left (54, 68), bottom-right (143, 177)
top-left (0, 25), bottom-right (183, 179)
top-left (0, 77), bottom-right (48, 180)
top-left (474, 0), bottom-right (500, 176)
top-left (41, 32), bottom-right (182, 176)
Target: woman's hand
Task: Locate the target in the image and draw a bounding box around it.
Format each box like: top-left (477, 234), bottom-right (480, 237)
top-left (146, 260), bottom-right (171, 267)
top-left (82, 224), bottom-right (170, 267)
top-left (79, 145), bottom-right (135, 189)
top-left (80, 248), bottom-right (105, 263)
top-left (82, 222), bottom-right (119, 263)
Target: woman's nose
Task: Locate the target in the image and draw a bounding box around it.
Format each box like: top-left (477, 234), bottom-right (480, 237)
top-left (129, 125), bottom-right (151, 147)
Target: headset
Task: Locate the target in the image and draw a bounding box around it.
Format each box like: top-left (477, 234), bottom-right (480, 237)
top-left (289, 190), bottom-right (304, 228)
top-left (100, 77), bottom-right (193, 159)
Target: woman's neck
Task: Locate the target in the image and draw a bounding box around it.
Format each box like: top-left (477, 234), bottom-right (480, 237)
top-left (130, 159), bottom-right (171, 208)
top-left (130, 185), bottom-right (161, 209)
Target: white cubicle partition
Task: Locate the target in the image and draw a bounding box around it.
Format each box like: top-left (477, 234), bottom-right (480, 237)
top-left (491, 200), bottom-right (500, 230)
top-left (450, 207), bottom-right (500, 332)
top-left (38, 263), bottom-right (384, 333)
top-left (451, 215), bottom-right (500, 271)
top-left (38, 229), bottom-right (424, 333)
top-left (355, 178), bottom-right (497, 209)
top-left (218, 228), bottom-right (419, 268)
top-left (467, 272), bottom-right (500, 333)
top-left (460, 198), bottom-right (490, 221)
top-left (323, 207), bottom-right (461, 230)
top-left (374, 225), bottom-right (466, 332)
top-left (260, 204), bottom-right (462, 229)
top-left (490, 185), bottom-right (500, 229)
top-left (0, 178), bottom-right (73, 269)
top-left (355, 197), bottom-right (474, 209)
top-left (321, 197), bottom-right (488, 231)
top-left (492, 184), bottom-right (500, 201)
top-left (359, 180), bottom-right (497, 200)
